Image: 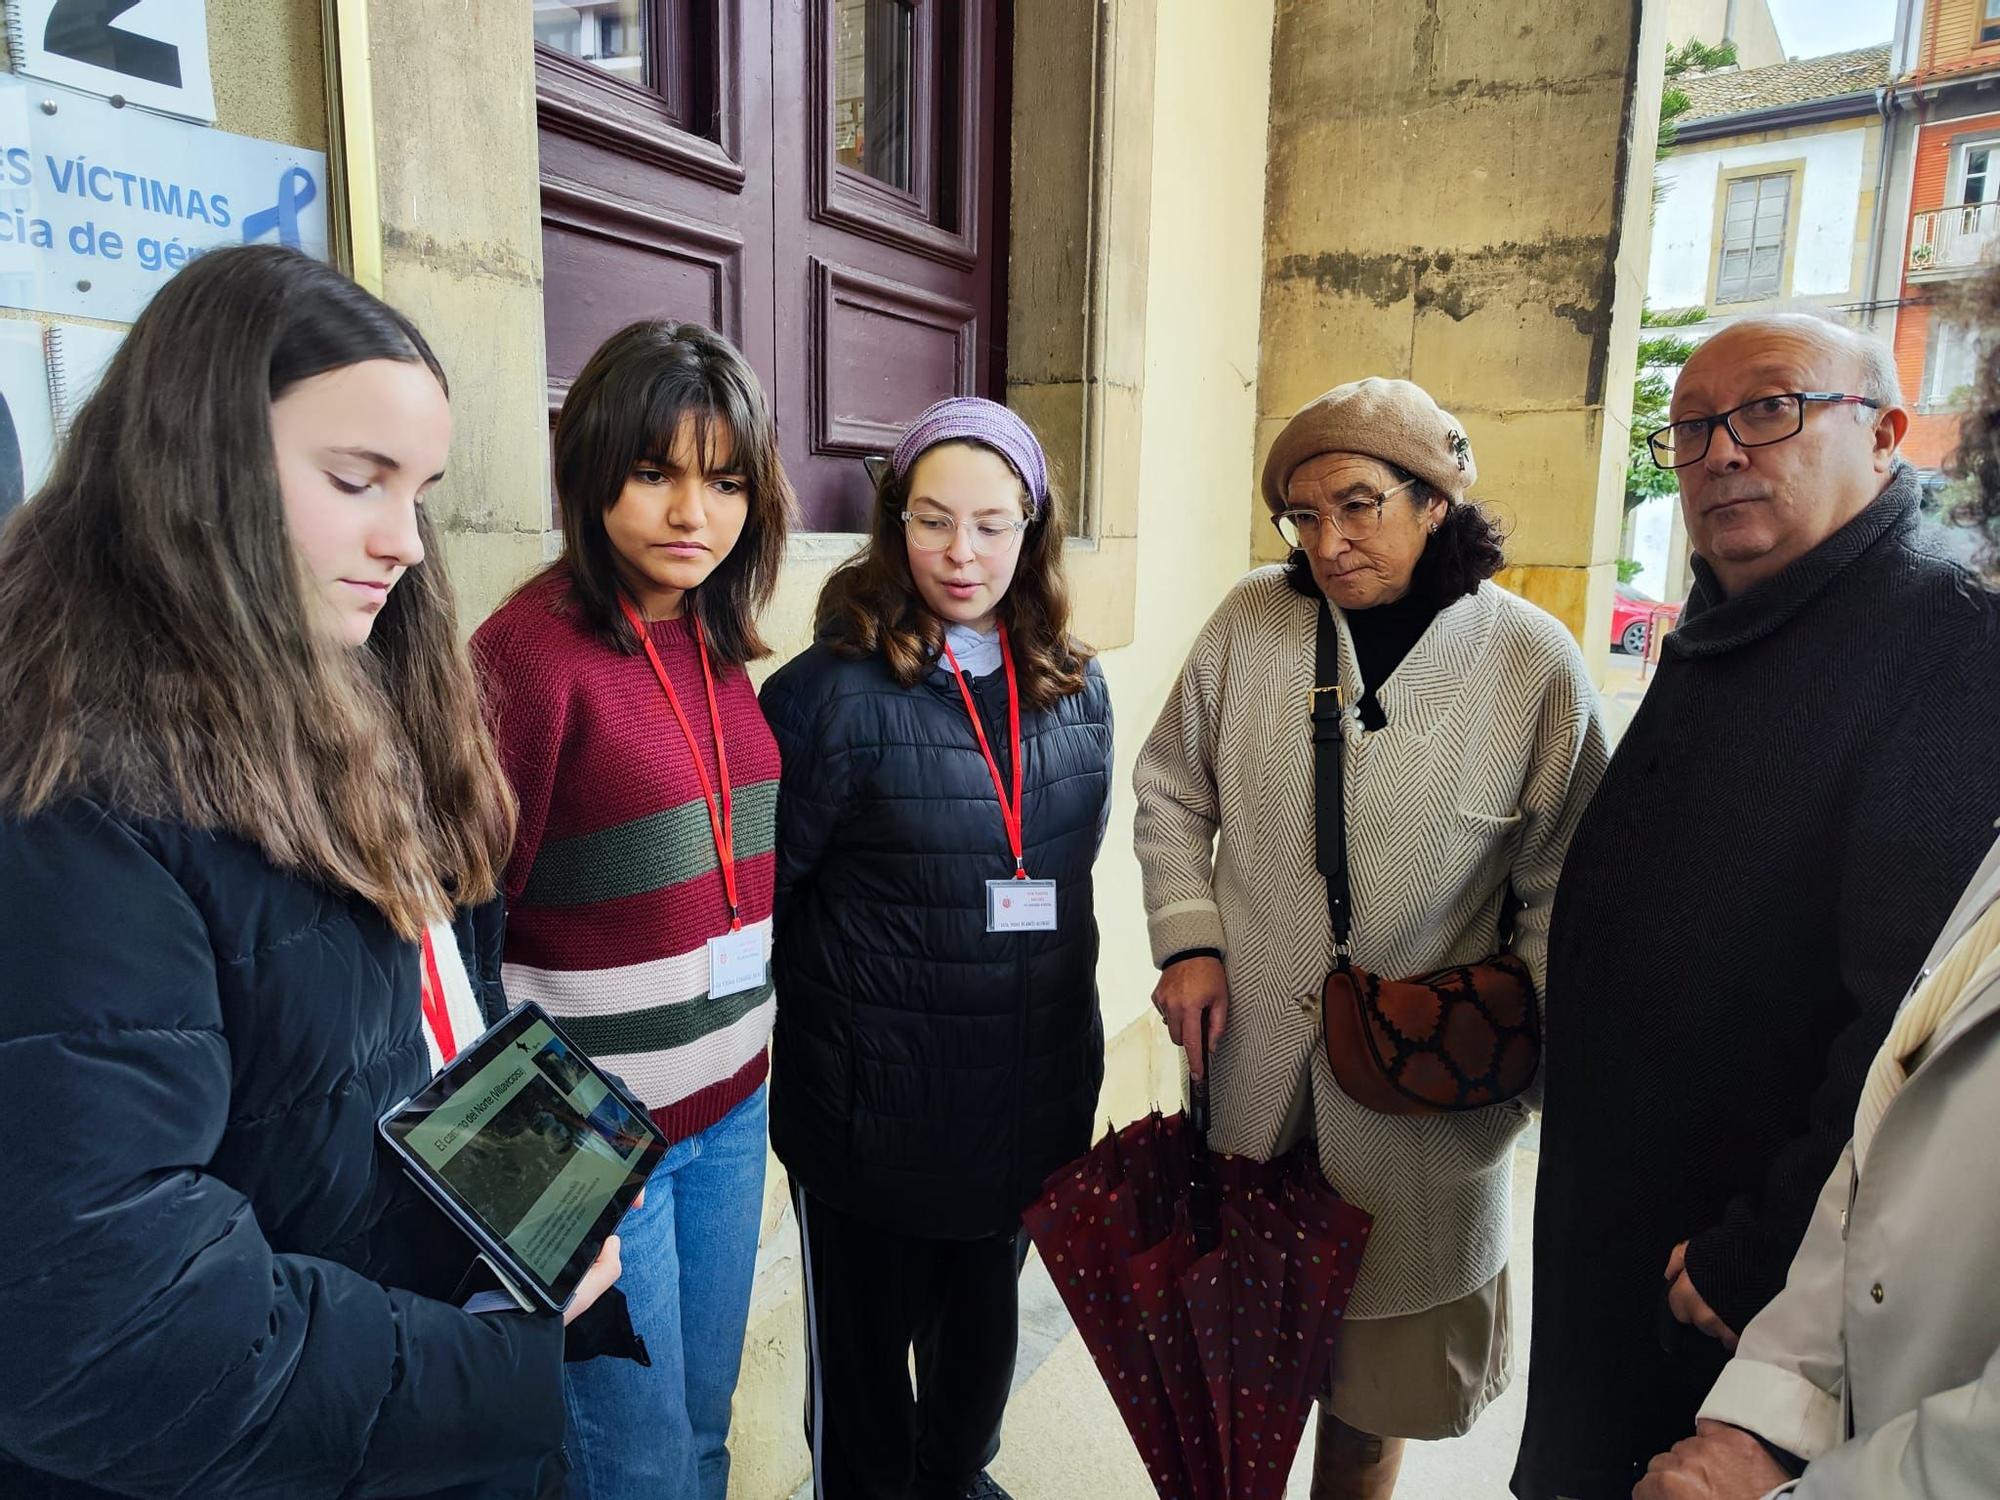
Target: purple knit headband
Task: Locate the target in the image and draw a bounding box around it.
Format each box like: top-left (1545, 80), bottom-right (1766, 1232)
top-left (889, 396), bottom-right (1049, 513)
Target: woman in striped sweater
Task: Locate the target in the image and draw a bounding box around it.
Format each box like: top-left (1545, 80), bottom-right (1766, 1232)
top-left (472, 321), bottom-right (792, 1500)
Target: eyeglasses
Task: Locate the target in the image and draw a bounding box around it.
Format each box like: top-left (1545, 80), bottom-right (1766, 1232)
top-left (900, 510), bottom-right (1030, 556)
top-left (1647, 392), bottom-right (1880, 469)
top-left (1271, 477), bottom-right (1418, 549)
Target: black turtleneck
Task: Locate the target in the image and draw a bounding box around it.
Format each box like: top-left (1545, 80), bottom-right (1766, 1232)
top-left (1344, 587), bottom-right (1440, 730)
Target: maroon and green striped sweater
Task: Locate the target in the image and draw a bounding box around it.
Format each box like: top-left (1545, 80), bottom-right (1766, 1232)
top-left (471, 571), bottom-right (779, 1145)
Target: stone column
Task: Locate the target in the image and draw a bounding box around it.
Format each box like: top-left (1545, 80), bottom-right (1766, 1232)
top-left (352, 0), bottom-right (551, 628)
top-left (1255, 0), bottom-right (1666, 673)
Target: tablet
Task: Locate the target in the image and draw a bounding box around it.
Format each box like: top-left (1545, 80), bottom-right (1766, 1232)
top-left (379, 1002), bottom-right (667, 1313)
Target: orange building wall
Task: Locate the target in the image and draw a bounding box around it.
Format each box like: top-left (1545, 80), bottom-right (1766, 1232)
top-left (1892, 300), bottom-right (1958, 470)
top-left (1904, 410), bottom-right (1962, 468)
top-left (1895, 293), bottom-right (1930, 401)
top-left (1893, 110), bottom-right (2000, 468)
top-left (1907, 108), bottom-right (2000, 214)
top-left (1913, 0), bottom-right (2000, 81)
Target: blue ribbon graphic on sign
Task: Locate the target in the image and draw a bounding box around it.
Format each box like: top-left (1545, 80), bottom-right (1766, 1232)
top-left (241, 167), bottom-right (318, 250)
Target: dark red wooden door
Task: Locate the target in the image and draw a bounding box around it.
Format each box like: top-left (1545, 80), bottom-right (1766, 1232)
top-left (535, 0), bottom-right (1008, 531)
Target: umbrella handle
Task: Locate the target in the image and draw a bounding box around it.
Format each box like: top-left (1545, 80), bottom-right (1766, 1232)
top-left (1189, 1019), bottom-right (1209, 1143)
top-left (1188, 1024), bottom-right (1220, 1250)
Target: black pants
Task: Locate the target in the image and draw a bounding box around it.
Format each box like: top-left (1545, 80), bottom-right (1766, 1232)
top-left (793, 1183), bottom-right (1028, 1500)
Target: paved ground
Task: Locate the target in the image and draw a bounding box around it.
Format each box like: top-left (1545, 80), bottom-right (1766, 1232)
top-left (1599, 650), bottom-right (1652, 746)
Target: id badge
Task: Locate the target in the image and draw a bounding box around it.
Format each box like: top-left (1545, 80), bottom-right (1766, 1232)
top-left (986, 878), bottom-right (1059, 933)
top-left (708, 928), bottom-right (767, 998)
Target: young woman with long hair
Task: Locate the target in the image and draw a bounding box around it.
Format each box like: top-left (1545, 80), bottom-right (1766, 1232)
top-left (761, 397), bottom-right (1113, 1500)
top-left (471, 320), bottom-right (791, 1500)
top-left (0, 245), bottom-right (608, 1498)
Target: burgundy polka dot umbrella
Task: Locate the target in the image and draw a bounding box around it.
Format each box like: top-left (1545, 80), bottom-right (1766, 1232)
top-left (1022, 1074), bottom-right (1371, 1499)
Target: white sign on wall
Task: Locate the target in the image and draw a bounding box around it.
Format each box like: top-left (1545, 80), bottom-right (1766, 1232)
top-left (0, 319), bottom-right (54, 520)
top-left (0, 74), bottom-right (327, 323)
top-left (6, 0), bottom-right (214, 123)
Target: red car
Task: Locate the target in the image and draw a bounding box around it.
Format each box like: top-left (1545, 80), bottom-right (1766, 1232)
top-left (1611, 586), bottom-right (1683, 656)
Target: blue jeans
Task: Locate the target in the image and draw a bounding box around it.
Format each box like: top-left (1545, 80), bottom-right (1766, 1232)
top-left (564, 1084), bottom-right (768, 1500)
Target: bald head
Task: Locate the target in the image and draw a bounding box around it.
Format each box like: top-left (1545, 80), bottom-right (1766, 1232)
top-left (1682, 315), bottom-right (1902, 414)
top-left (1667, 314), bottom-right (1909, 597)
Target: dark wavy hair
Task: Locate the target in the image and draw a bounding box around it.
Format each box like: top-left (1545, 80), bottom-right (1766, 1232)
top-left (532, 320), bottom-right (793, 664)
top-left (1280, 464), bottom-right (1507, 607)
top-left (815, 440), bottom-right (1092, 709)
top-left (1945, 271), bottom-right (2000, 580)
top-left (0, 244), bottom-right (514, 938)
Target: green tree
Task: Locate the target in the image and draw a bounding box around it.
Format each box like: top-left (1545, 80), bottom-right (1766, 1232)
top-left (1657, 38), bottom-right (1739, 166)
top-left (1627, 38), bottom-right (1739, 513)
top-left (1627, 305), bottom-right (1707, 511)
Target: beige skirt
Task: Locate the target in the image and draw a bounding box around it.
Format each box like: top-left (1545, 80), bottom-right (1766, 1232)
top-left (1275, 1065), bottom-right (1514, 1440)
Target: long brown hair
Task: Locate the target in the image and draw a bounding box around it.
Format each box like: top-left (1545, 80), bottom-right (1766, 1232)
top-left (536, 320), bottom-right (793, 663)
top-left (816, 440), bottom-right (1092, 709)
top-left (0, 245), bottom-right (513, 939)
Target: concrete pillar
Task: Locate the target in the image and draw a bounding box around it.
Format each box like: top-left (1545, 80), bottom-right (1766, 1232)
top-left (1664, 490), bottom-right (1695, 602)
top-left (1255, 0), bottom-right (1666, 675)
top-left (350, 0), bottom-right (552, 628)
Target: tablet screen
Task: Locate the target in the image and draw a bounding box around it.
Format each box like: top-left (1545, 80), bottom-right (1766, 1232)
top-left (382, 1006), bottom-right (666, 1307)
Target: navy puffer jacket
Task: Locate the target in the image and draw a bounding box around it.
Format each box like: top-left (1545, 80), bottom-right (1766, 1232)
top-left (761, 643), bottom-right (1113, 1239)
top-left (0, 799), bottom-right (565, 1499)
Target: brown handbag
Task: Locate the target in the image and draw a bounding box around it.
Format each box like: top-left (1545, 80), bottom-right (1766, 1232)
top-left (1320, 955), bottom-right (1539, 1116)
top-left (1310, 602), bottom-right (1541, 1116)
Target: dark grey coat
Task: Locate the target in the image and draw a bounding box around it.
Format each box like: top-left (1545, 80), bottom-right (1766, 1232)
top-left (1516, 469), bottom-right (2000, 1498)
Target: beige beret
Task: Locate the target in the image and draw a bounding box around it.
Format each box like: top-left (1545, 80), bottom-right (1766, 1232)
top-left (1261, 377), bottom-right (1477, 510)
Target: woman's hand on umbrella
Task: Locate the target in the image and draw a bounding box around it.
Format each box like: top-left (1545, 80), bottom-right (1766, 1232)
top-left (1152, 957), bottom-right (1230, 1081)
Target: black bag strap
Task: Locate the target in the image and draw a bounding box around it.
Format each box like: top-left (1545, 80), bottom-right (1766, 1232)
top-left (1311, 601), bottom-right (1352, 965)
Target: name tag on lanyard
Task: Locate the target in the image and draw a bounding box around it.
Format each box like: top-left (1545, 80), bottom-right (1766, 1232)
top-left (942, 629), bottom-right (1061, 936)
top-left (708, 927), bottom-right (767, 998)
top-left (987, 878), bottom-right (1059, 932)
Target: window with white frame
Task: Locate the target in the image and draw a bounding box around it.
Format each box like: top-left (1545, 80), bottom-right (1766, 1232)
top-left (1955, 139), bottom-right (2000, 207)
top-left (1925, 320), bottom-right (1982, 409)
top-left (1716, 172), bottom-right (1792, 303)
top-left (1982, 0), bottom-right (2000, 45)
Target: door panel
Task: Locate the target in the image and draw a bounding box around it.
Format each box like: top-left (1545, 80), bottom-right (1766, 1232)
top-left (777, 0), bottom-right (1003, 529)
top-left (536, 0), bottom-right (1006, 532)
top-left (812, 259), bottom-right (976, 459)
top-left (541, 189), bottom-right (746, 411)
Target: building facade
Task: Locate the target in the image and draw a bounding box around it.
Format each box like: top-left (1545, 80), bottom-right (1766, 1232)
top-left (5, 3), bottom-right (1664, 1492)
top-left (1890, 0), bottom-right (2000, 469)
top-left (1666, 0), bottom-right (1789, 68)
top-left (1650, 47), bottom-right (1893, 331)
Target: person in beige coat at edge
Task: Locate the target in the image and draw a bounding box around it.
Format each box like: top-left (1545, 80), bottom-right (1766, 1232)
top-left (1634, 284), bottom-right (2000, 1500)
top-left (1632, 833), bottom-right (2000, 1500)
top-left (1134, 378), bottom-right (1608, 1500)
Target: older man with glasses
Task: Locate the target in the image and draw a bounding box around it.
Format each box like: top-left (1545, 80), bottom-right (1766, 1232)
top-left (1511, 314), bottom-right (2000, 1500)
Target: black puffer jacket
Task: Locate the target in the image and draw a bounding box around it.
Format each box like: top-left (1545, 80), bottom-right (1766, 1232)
top-left (762, 643), bottom-right (1113, 1239)
top-left (0, 799), bottom-right (566, 1499)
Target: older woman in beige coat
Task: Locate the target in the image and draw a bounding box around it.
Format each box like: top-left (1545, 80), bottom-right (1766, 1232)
top-left (1134, 378), bottom-right (1607, 1499)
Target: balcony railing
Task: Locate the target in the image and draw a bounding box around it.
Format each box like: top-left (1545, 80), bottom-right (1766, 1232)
top-left (1909, 203), bottom-right (2000, 276)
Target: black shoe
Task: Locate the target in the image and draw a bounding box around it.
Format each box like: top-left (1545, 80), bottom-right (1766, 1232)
top-left (955, 1473), bottom-right (1013, 1500)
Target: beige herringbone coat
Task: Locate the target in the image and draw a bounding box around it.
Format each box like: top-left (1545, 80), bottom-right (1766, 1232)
top-left (1135, 568), bottom-right (1607, 1318)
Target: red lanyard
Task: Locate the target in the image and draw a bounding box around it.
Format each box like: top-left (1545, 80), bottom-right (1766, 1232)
top-left (940, 626), bottom-right (1027, 880)
top-left (617, 595), bottom-right (743, 929)
top-left (418, 929), bottom-right (457, 1062)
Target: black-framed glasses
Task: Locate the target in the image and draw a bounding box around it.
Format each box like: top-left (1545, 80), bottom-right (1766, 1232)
top-left (1647, 392), bottom-right (1880, 469)
top-left (1271, 477), bottom-right (1418, 548)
